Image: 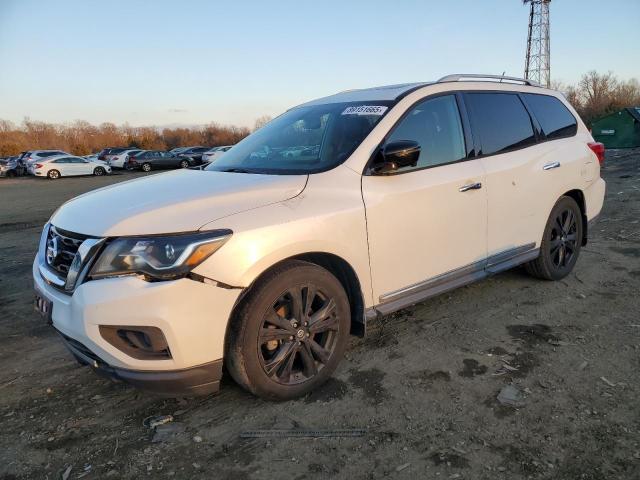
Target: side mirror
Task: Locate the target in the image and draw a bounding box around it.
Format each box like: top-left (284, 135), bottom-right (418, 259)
top-left (372, 140), bottom-right (421, 174)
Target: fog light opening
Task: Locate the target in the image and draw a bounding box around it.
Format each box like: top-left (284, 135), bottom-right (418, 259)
top-left (99, 326), bottom-right (171, 360)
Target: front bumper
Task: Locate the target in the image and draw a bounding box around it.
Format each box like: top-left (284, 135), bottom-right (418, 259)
top-left (59, 330), bottom-right (223, 396)
top-left (33, 257), bottom-right (242, 395)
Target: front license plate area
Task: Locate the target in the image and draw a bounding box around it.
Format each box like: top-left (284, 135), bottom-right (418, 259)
top-left (34, 291), bottom-right (53, 325)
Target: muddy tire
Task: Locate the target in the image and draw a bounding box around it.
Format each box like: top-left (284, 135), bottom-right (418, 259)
top-left (225, 260), bottom-right (350, 400)
top-left (526, 196), bottom-right (583, 280)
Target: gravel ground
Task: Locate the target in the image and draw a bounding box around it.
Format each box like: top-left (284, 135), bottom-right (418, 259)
top-left (1, 153), bottom-right (639, 480)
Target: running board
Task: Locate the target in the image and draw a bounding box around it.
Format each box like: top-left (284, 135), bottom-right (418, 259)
top-left (367, 243), bottom-right (538, 319)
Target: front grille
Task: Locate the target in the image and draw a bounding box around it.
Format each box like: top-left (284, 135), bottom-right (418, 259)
top-left (45, 226), bottom-right (88, 277)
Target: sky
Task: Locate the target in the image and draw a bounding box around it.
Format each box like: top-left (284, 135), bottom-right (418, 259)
top-left (0, 0), bottom-right (638, 128)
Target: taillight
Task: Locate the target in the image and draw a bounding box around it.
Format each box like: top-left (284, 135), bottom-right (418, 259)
top-left (588, 142), bottom-right (605, 165)
top-left (35, 163), bottom-right (43, 169)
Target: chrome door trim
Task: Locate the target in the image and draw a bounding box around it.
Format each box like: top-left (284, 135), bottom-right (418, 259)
top-left (375, 243), bottom-right (538, 316)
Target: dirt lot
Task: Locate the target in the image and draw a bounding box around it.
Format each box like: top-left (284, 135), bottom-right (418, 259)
top-left (1, 155), bottom-right (639, 480)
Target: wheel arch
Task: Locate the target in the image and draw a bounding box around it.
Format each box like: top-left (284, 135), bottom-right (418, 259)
top-left (227, 252), bottom-right (366, 341)
top-left (562, 189), bottom-right (588, 245)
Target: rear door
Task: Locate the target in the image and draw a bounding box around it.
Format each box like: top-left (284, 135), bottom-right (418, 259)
top-left (66, 157), bottom-right (89, 175)
top-left (463, 92), bottom-right (543, 258)
top-left (362, 93), bottom-right (487, 309)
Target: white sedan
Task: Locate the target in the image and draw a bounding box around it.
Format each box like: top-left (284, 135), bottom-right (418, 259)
top-left (32, 155), bottom-right (112, 179)
top-left (201, 145), bottom-right (233, 163)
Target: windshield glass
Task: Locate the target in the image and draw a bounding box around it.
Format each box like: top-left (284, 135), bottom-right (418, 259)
top-left (205, 101), bottom-right (392, 174)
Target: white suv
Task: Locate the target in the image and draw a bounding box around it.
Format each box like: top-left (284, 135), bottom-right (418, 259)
top-left (33, 75), bottom-right (606, 399)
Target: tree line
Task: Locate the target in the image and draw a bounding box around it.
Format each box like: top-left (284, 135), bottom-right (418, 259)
top-left (558, 71), bottom-right (640, 128)
top-left (0, 120), bottom-right (251, 157)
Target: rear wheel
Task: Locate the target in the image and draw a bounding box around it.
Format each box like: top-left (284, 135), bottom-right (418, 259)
top-left (526, 196), bottom-right (583, 280)
top-left (225, 260), bottom-right (351, 400)
top-left (141, 163), bottom-right (152, 172)
top-left (47, 169), bottom-right (60, 180)
top-left (93, 167), bottom-right (105, 176)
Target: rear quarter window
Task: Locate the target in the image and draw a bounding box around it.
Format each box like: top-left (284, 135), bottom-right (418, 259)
top-left (522, 93), bottom-right (577, 140)
top-left (465, 92), bottom-right (536, 156)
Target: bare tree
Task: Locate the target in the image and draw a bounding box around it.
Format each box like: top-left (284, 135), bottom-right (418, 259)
top-left (253, 115), bottom-right (272, 132)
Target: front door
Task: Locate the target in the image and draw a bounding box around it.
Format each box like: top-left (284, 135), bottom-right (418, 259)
top-left (362, 94), bottom-right (487, 310)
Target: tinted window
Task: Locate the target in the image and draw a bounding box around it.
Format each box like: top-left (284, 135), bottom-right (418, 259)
top-left (523, 93), bottom-right (577, 140)
top-left (465, 93), bottom-right (536, 156)
top-left (385, 94), bottom-right (466, 172)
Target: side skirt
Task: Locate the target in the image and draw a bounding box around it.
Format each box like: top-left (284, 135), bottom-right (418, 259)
top-left (365, 243), bottom-right (538, 320)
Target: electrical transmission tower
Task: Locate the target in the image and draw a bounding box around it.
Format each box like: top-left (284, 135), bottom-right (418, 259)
top-left (523, 0), bottom-right (551, 87)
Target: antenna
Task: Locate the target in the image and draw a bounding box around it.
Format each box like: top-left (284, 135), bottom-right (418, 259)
top-left (523, 0), bottom-right (551, 88)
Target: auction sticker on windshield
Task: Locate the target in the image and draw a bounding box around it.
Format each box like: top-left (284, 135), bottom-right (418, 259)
top-left (342, 105), bottom-right (388, 116)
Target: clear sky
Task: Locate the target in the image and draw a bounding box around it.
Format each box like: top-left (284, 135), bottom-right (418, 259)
top-left (1, 0), bottom-right (638, 128)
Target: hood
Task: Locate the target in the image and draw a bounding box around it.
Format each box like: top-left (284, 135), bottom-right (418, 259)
top-left (50, 169), bottom-right (308, 236)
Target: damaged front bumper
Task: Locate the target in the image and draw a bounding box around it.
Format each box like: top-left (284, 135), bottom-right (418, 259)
top-left (58, 330), bottom-right (223, 396)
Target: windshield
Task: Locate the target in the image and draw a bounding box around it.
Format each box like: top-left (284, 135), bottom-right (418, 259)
top-left (205, 101), bottom-right (392, 174)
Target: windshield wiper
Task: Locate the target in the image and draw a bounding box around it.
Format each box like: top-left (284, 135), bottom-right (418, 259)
top-left (220, 168), bottom-right (252, 173)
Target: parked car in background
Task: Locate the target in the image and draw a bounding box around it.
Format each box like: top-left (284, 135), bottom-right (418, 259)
top-left (201, 145), bottom-right (233, 163)
top-left (169, 147), bottom-right (189, 155)
top-left (97, 147), bottom-right (130, 161)
top-left (19, 150), bottom-right (69, 171)
top-left (32, 155), bottom-right (111, 179)
top-left (108, 149), bottom-right (143, 169)
top-left (176, 146), bottom-right (210, 165)
top-left (126, 150), bottom-right (196, 172)
top-left (0, 156), bottom-right (26, 177)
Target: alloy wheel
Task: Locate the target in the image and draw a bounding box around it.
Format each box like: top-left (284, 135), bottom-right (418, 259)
top-left (550, 208), bottom-right (578, 269)
top-left (258, 285), bottom-right (340, 385)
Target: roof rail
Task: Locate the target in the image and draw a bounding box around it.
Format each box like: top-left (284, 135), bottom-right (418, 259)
top-left (437, 74), bottom-right (542, 87)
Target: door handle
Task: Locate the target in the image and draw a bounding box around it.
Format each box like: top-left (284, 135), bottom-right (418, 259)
top-left (459, 182), bottom-right (482, 192)
top-left (543, 161), bottom-right (561, 170)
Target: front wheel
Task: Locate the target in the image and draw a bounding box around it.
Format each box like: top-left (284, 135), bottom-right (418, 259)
top-left (225, 260), bottom-right (351, 400)
top-left (526, 196), bottom-right (583, 280)
top-left (93, 167), bottom-right (105, 176)
top-left (179, 159), bottom-right (190, 168)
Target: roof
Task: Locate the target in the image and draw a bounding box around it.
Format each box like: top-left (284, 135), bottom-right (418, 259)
top-left (296, 74), bottom-right (553, 109)
top-left (298, 82), bottom-right (432, 107)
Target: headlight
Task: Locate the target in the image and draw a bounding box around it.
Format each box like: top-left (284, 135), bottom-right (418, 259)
top-left (89, 230), bottom-right (232, 281)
